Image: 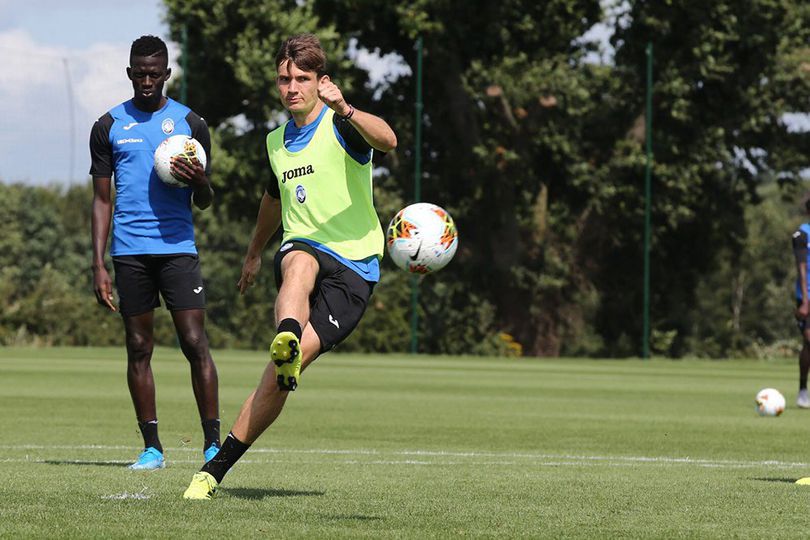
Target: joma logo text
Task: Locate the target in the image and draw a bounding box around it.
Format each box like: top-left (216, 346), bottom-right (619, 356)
top-left (281, 165), bottom-right (314, 183)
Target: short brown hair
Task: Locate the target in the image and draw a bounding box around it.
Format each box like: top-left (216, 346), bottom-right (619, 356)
top-left (275, 34), bottom-right (327, 77)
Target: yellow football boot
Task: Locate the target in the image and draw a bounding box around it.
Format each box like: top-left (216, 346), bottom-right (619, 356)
top-left (271, 331), bottom-right (301, 391)
top-left (183, 471), bottom-right (218, 500)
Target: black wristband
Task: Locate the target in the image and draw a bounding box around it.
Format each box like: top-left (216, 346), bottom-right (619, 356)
top-left (340, 104), bottom-right (355, 121)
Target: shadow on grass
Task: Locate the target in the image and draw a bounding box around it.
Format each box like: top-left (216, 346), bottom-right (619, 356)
top-left (225, 488), bottom-right (325, 500)
top-left (751, 477), bottom-right (798, 484)
top-left (41, 460), bottom-right (127, 467)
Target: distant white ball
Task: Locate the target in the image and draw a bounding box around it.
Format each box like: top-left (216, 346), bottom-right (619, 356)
top-left (386, 202), bottom-right (458, 274)
top-left (755, 388), bottom-right (785, 417)
top-left (153, 135), bottom-right (207, 187)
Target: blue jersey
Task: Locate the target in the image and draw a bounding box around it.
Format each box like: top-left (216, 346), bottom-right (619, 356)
top-left (89, 98), bottom-right (211, 256)
top-left (793, 223), bottom-right (810, 299)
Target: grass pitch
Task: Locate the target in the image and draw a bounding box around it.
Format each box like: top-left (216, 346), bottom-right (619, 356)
top-left (3, 348), bottom-right (810, 538)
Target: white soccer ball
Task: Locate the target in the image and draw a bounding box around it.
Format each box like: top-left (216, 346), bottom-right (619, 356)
top-left (153, 135), bottom-right (207, 187)
top-left (755, 388), bottom-right (785, 417)
top-left (386, 202), bottom-right (458, 274)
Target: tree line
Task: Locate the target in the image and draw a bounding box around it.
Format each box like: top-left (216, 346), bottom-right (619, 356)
top-left (2, 0), bottom-right (809, 357)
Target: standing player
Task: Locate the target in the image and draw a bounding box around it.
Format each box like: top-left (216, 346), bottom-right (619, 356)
top-left (90, 35), bottom-right (221, 469)
top-left (792, 200), bottom-right (810, 409)
top-left (183, 33), bottom-right (396, 499)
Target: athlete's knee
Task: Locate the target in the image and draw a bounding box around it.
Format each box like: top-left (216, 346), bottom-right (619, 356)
top-left (178, 330), bottom-right (210, 363)
top-left (126, 332), bottom-right (153, 363)
top-left (281, 251), bottom-right (318, 283)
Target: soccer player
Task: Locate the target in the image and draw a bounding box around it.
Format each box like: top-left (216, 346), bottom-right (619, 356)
top-left (792, 200), bottom-right (810, 409)
top-left (90, 35), bottom-right (221, 470)
top-left (182, 33), bottom-right (396, 499)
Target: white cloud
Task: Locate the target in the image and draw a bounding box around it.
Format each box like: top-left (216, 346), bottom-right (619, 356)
top-left (783, 112), bottom-right (810, 134)
top-left (0, 29), bottom-right (178, 184)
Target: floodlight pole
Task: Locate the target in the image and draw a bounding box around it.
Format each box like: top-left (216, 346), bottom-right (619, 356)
top-left (642, 42), bottom-right (653, 359)
top-left (62, 57), bottom-right (76, 182)
top-left (410, 36), bottom-right (423, 355)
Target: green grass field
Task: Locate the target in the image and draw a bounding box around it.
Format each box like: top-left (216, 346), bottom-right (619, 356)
top-left (3, 348), bottom-right (810, 538)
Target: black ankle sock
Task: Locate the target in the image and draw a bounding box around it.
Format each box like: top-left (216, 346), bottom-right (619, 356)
top-left (201, 432), bottom-right (250, 483)
top-left (278, 318), bottom-right (302, 341)
top-left (138, 420), bottom-right (162, 453)
top-left (202, 418), bottom-right (221, 450)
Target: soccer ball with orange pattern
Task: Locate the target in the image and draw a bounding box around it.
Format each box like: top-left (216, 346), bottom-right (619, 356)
top-left (755, 388), bottom-right (785, 417)
top-left (386, 203), bottom-right (458, 274)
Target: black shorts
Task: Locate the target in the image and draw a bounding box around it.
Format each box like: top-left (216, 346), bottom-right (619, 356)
top-left (113, 254), bottom-right (206, 317)
top-left (798, 300), bottom-right (808, 333)
top-left (274, 241), bottom-right (374, 353)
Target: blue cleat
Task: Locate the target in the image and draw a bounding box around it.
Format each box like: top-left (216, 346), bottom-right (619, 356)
top-left (128, 447), bottom-right (165, 470)
top-left (204, 443), bottom-right (220, 463)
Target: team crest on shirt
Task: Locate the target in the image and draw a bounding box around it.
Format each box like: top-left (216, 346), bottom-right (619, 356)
top-left (161, 118), bottom-right (175, 134)
top-left (296, 185), bottom-right (307, 203)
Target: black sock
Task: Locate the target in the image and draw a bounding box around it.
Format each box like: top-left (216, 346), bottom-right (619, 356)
top-left (201, 432), bottom-right (250, 483)
top-left (278, 318), bottom-right (303, 341)
top-left (202, 418), bottom-right (221, 450)
top-left (138, 420), bottom-right (162, 453)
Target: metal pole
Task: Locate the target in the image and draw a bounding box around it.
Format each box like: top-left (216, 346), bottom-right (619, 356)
top-left (642, 42), bottom-right (653, 359)
top-left (410, 36), bottom-right (423, 354)
top-left (180, 24), bottom-right (188, 103)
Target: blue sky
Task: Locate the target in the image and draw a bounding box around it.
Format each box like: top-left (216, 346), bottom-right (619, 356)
top-left (0, 0), bottom-right (173, 184)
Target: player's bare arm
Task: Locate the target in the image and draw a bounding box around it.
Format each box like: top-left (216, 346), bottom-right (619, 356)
top-left (798, 260), bottom-right (809, 320)
top-left (237, 193), bottom-right (282, 294)
top-left (318, 77), bottom-right (397, 152)
top-left (91, 176), bottom-right (116, 312)
top-left (171, 156), bottom-right (214, 210)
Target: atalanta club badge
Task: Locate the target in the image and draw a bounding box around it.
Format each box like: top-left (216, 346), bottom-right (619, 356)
top-left (161, 118), bottom-right (175, 134)
top-left (296, 185), bottom-right (307, 203)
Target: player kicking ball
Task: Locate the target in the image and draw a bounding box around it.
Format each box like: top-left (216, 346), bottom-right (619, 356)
top-left (183, 33), bottom-right (396, 499)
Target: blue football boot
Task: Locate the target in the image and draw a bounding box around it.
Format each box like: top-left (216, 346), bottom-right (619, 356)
top-left (204, 443), bottom-right (220, 463)
top-left (128, 447), bottom-right (165, 470)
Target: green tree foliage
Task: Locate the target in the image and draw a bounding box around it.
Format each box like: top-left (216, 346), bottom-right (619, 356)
top-left (156, 0), bottom-right (810, 357)
top-left (0, 184), bottom-right (120, 346)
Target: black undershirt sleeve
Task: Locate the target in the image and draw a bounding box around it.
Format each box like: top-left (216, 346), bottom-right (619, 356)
top-left (186, 111), bottom-right (213, 176)
top-left (89, 113), bottom-right (114, 178)
top-left (265, 136), bottom-right (280, 198)
top-left (333, 114), bottom-right (372, 155)
top-left (266, 167), bottom-right (280, 199)
top-left (793, 229), bottom-right (808, 263)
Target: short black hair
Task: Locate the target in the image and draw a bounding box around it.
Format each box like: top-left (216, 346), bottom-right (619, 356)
top-left (130, 35), bottom-right (168, 60)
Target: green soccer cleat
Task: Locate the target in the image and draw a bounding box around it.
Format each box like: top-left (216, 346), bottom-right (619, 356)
top-left (271, 331), bottom-right (301, 391)
top-left (183, 471), bottom-right (219, 500)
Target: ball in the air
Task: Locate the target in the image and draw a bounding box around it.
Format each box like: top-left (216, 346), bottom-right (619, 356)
top-left (386, 202), bottom-right (458, 274)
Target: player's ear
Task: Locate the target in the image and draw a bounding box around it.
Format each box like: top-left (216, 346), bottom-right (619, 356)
top-left (126, 66), bottom-right (132, 80)
top-left (165, 67), bottom-right (172, 81)
top-left (319, 74), bottom-right (330, 84)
